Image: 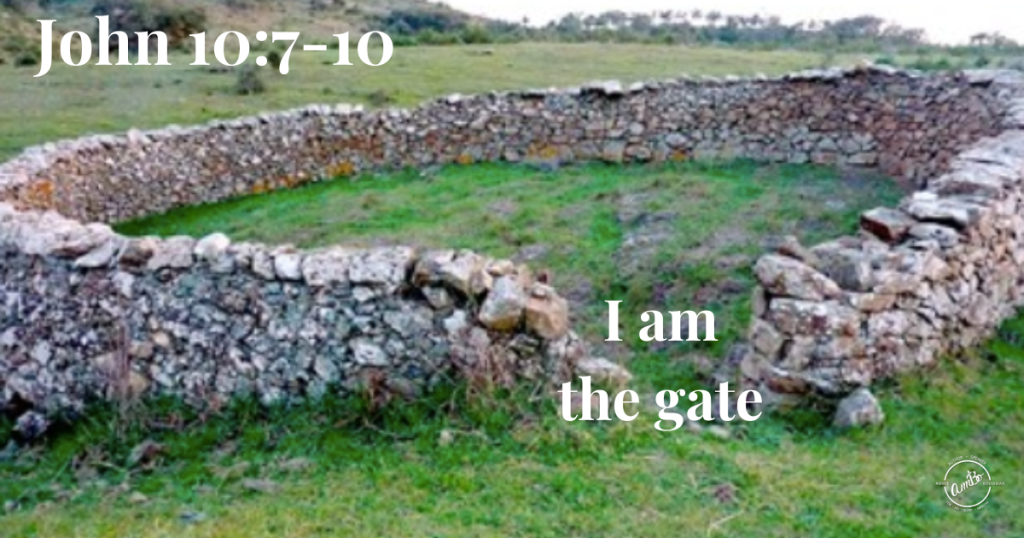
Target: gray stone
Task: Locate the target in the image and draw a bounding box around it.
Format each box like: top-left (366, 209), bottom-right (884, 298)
top-left (351, 340), bottom-right (388, 367)
top-left (754, 254), bottom-right (842, 301)
top-left (146, 236), bottom-right (195, 270)
top-left (478, 276), bottom-right (526, 331)
top-left (860, 207), bottom-right (916, 243)
top-left (832, 388), bottom-right (885, 428)
top-left (302, 248), bottom-right (353, 287)
top-left (576, 357), bottom-right (633, 386)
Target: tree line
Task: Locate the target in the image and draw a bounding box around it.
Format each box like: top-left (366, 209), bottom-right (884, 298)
top-left (375, 6), bottom-right (1022, 54)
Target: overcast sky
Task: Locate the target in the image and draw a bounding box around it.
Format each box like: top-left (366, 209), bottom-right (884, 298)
top-left (441, 0), bottom-right (1022, 45)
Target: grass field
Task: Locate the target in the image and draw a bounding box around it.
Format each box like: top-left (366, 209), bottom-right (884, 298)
top-left (2, 42), bottom-right (1023, 537)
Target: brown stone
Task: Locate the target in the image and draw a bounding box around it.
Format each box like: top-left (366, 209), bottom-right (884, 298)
top-left (525, 284), bottom-right (570, 339)
top-left (860, 207), bottom-right (916, 243)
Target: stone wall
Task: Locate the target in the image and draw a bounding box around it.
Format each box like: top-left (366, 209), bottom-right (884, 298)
top-left (0, 67), bottom-right (1008, 224)
top-left (743, 70), bottom-right (1024, 405)
top-left (2, 65), bottom-right (1023, 434)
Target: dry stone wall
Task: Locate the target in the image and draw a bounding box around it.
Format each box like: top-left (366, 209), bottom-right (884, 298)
top-left (0, 66), bottom-right (1008, 223)
top-left (2, 64), bottom-right (1023, 435)
top-left (742, 70), bottom-right (1024, 405)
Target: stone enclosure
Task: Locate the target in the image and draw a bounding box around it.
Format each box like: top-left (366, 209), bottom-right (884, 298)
top-left (3, 64), bottom-right (1024, 434)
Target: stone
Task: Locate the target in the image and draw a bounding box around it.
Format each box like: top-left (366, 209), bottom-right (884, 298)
top-left (771, 235), bottom-right (818, 265)
top-left (248, 249), bottom-right (276, 278)
top-left (350, 247), bottom-right (417, 292)
top-left (302, 248), bottom-right (353, 287)
top-left (832, 388), bottom-right (885, 428)
top-left (767, 299), bottom-right (861, 337)
top-left (146, 236), bottom-right (195, 271)
top-left (273, 250), bottom-right (303, 280)
top-left (351, 339), bottom-right (388, 366)
top-left (908, 223), bottom-right (961, 247)
top-left (477, 276), bottom-right (526, 331)
top-left (811, 243), bottom-right (875, 292)
top-left (904, 197), bottom-right (981, 229)
top-left (118, 237), bottom-right (158, 267)
top-left (20, 219), bottom-right (111, 258)
top-left (416, 250), bottom-right (487, 296)
top-left (601, 141), bottom-right (626, 163)
top-left (241, 478), bottom-right (280, 494)
top-left (846, 292), bottom-right (896, 313)
top-left (754, 254), bottom-right (842, 301)
top-left (749, 319), bottom-right (785, 357)
top-left (194, 232), bottom-right (231, 261)
top-left (74, 236), bottom-right (126, 269)
top-left (706, 425), bottom-right (731, 440)
top-left (524, 284), bottom-right (570, 339)
top-left (576, 357), bottom-right (633, 386)
top-left (421, 286), bottom-right (453, 310)
top-left (860, 207), bottom-right (916, 243)
top-left (13, 411), bottom-right (49, 439)
top-left (129, 492), bottom-right (149, 504)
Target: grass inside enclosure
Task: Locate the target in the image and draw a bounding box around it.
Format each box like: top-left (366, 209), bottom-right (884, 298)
top-left (117, 160), bottom-right (902, 371)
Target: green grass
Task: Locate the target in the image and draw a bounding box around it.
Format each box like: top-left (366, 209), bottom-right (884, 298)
top-left (1, 42), bottom-right (864, 162)
top-left (2, 318), bottom-right (1022, 537)
top-left (116, 160), bottom-right (902, 366)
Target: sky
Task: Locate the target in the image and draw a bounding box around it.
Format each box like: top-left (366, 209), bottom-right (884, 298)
top-left (440, 0), bottom-right (1023, 45)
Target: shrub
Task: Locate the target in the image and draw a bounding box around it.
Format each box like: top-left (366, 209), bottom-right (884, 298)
top-left (266, 49), bottom-right (282, 70)
top-left (364, 89), bottom-right (395, 107)
top-left (377, 8), bottom-right (468, 34)
top-left (0, 0), bottom-right (28, 14)
top-left (234, 65), bottom-right (265, 95)
top-left (460, 25), bottom-right (493, 45)
top-left (13, 50), bottom-right (37, 67)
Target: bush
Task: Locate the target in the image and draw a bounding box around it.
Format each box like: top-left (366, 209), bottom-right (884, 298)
top-left (266, 49), bottom-right (282, 70)
top-left (460, 25), bottom-right (493, 45)
top-left (906, 56), bottom-right (955, 71)
top-left (364, 89), bottom-right (395, 107)
top-left (234, 65), bottom-right (265, 95)
top-left (389, 34), bottom-right (419, 47)
top-left (0, 0), bottom-right (28, 14)
top-left (13, 50), bottom-right (38, 67)
top-left (377, 8), bottom-right (468, 34)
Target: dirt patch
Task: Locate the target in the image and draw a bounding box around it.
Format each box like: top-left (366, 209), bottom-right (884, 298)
top-left (487, 200), bottom-right (518, 218)
top-left (614, 192), bottom-right (680, 277)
